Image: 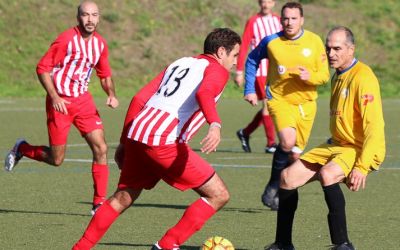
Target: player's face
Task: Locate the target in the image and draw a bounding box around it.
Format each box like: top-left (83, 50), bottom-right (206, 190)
top-left (281, 8), bottom-right (304, 39)
top-left (259, 0), bottom-right (275, 15)
top-left (77, 2), bottom-right (100, 36)
top-left (326, 31), bottom-right (355, 71)
top-left (220, 44), bottom-right (240, 71)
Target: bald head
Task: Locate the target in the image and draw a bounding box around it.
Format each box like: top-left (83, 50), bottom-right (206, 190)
top-left (325, 26), bottom-right (355, 71)
top-left (77, 1), bottom-right (99, 17)
top-left (76, 1), bottom-right (100, 37)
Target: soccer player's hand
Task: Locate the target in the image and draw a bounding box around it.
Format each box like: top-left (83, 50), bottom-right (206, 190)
top-left (107, 96), bottom-right (119, 108)
top-left (244, 93), bottom-right (258, 106)
top-left (298, 66), bottom-right (310, 81)
top-left (347, 168), bottom-right (367, 191)
top-left (52, 96), bottom-right (71, 115)
top-left (234, 73), bottom-right (244, 87)
top-left (200, 125), bottom-right (221, 154)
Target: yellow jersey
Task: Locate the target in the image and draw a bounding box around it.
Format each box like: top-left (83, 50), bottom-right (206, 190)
top-left (245, 29), bottom-right (330, 105)
top-left (330, 59), bottom-right (385, 174)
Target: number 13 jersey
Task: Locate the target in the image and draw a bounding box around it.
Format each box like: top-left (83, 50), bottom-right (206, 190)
top-left (127, 55), bottom-right (229, 146)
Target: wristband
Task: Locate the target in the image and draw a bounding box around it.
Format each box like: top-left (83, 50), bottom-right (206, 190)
top-left (210, 122), bottom-right (221, 129)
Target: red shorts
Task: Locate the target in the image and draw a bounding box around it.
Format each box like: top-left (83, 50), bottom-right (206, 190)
top-left (118, 140), bottom-right (215, 191)
top-left (255, 76), bottom-right (267, 100)
top-left (46, 93), bottom-right (103, 146)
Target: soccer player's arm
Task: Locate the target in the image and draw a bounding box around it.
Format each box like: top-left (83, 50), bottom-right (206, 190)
top-left (244, 36), bottom-right (269, 96)
top-left (36, 34), bottom-right (71, 114)
top-left (303, 36), bottom-right (330, 86)
top-left (196, 65), bottom-right (229, 153)
top-left (95, 41), bottom-right (119, 108)
top-left (119, 68), bottom-right (167, 144)
top-left (236, 17), bottom-right (255, 75)
top-left (353, 72), bottom-right (386, 175)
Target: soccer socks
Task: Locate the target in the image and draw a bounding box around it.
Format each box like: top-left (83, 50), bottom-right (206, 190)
top-left (262, 114), bottom-right (276, 146)
top-left (158, 198), bottom-right (216, 248)
top-left (18, 143), bottom-right (46, 162)
top-left (92, 163), bottom-right (109, 205)
top-left (72, 200), bottom-right (120, 250)
top-left (268, 145), bottom-right (291, 187)
top-left (275, 188), bottom-right (298, 246)
top-left (323, 183), bottom-right (350, 245)
top-left (243, 110), bottom-right (263, 136)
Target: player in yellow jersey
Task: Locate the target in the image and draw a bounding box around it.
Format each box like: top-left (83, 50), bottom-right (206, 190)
top-left (265, 26), bottom-right (385, 250)
top-left (244, 2), bottom-right (330, 210)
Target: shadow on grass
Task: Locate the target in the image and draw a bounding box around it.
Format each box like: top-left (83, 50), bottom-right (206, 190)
top-left (99, 242), bottom-right (249, 250)
top-left (0, 208), bottom-right (90, 217)
top-left (77, 201), bottom-right (270, 214)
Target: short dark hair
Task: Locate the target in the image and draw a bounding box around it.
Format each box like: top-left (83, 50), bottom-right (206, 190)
top-left (203, 28), bottom-right (241, 55)
top-left (281, 2), bottom-right (303, 17)
top-left (327, 26), bottom-right (355, 45)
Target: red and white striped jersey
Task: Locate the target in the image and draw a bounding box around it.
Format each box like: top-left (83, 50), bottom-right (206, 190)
top-left (237, 13), bottom-right (281, 77)
top-left (125, 55), bottom-right (229, 146)
top-left (37, 26), bottom-right (111, 97)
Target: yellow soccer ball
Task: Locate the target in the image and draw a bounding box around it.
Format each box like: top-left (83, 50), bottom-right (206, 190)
top-left (200, 236), bottom-right (235, 250)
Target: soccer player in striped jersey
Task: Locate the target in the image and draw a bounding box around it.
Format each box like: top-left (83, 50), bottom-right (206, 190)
top-left (244, 2), bottom-right (330, 210)
top-left (4, 1), bottom-right (119, 214)
top-left (235, 0), bottom-right (281, 154)
top-left (265, 26), bottom-right (385, 250)
top-left (72, 28), bottom-right (241, 250)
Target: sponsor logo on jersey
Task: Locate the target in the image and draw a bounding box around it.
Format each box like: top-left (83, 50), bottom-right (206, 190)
top-left (278, 65), bottom-right (286, 75)
top-left (341, 88), bottom-right (349, 99)
top-left (361, 94), bottom-right (374, 105)
top-left (302, 48), bottom-right (312, 57)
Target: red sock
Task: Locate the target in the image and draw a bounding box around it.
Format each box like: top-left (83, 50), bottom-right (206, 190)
top-left (262, 115), bottom-right (276, 146)
top-left (92, 163), bottom-right (109, 205)
top-left (19, 143), bottom-right (46, 162)
top-left (72, 200), bottom-right (120, 250)
top-left (158, 198), bottom-right (216, 248)
top-left (243, 110), bottom-right (263, 136)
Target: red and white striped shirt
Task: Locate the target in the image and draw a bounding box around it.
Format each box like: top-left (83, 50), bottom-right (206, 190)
top-left (122, 55), bottom-right (229, 146)
top-left (37, 26), bottom-right (111, 97)
top-left (237, 13), bottom-right (281, 77)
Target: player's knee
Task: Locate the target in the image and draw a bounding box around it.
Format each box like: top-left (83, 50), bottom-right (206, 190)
top-left (280, 140), bottom-right (295, 152)
top-left (319, 168), bottom-right (337, 186)
top-left (112, 190), bottom-right (134, 210)
top-left (93, 143), bottom-right (108, 160)
top-left (52, 156), bottom-right (64, 166)
top-left (280, 168), bottom-right (298, 189)
top-left (219, 188), bottom-right (230, 205)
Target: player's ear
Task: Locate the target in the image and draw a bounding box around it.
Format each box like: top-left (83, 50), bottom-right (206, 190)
top-left (217, 47), bottom-right (226, 59)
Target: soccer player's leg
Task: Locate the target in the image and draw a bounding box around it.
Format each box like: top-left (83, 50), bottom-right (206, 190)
top-left (269, 159), bottom-right (320, 249)
top-left (261, 100), bottom-right (296, 209)
top-left (76, 93), bottom-right (109, 212)
top-left (73, 140), bottom-right (154, 250)
top-left (157, 144), bottom-right (225, 249)
top-left (5, 97), bottom-right (72, 170)
top-left (318, 147), bottom-right (358, 248)
top-left (72, 188), bottom-right (142, 250)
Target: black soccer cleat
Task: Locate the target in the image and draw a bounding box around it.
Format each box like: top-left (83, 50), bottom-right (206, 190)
top-left (330, 242), bottom-right (355, 250)
top-left (264, 242), bottom-right (295, 250)
top-left (236, 129), bottom-right (251, 152)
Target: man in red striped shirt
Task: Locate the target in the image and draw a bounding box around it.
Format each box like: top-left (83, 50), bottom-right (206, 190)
top-left (4, 1), bottom-right (118, 214)
top-left (72, 28), bottom-right (241, 250)
top-left (235, 0), bottom-right (282, 154)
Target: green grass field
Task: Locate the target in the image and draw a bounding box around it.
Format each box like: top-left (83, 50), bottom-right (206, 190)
top-left (0, 97), bottom-right (399, 250)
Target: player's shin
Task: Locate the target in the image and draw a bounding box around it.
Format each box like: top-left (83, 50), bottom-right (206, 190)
top-left (323, 183), bottom-right (350, 245)
top-left (275, 188), bottom-right (298, 246)
top-left (72, 200), bottom-right (120, 250)
top-left (92, 163), bottom-right (109, 206)
top-left (158, 198), bottom-right (216, 249)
